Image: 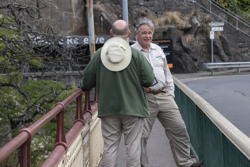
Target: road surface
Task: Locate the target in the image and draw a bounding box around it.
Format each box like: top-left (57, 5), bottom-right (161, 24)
top-left (115, 72), bottom-right (250, 167)
top-left (180, 74), bottom-right (250, 137)
top-left (117, 119), bottom-right (177, 167)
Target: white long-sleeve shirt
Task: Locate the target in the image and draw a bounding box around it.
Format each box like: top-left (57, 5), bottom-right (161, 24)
top-left (131, 42), bottom-right (175, 97)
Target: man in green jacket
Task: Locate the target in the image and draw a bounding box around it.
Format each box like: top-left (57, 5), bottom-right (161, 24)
top-left (81, 20), bottom-right (154, 167)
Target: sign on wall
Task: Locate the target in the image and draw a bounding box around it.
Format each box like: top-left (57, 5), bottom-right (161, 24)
top-left (61, 35), bottom-right (110, 47)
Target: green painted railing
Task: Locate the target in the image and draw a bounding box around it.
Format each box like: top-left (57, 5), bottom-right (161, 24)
top-left (174, 78), bottom-right (250, 167)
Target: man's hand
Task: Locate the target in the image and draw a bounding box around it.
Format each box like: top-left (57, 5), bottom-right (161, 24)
top-left (144, 87), bottom-right (166, 94)
top-left (144, 87), bottom-right (151, 93)
top-left (151, 87), bottom-right (166, 94)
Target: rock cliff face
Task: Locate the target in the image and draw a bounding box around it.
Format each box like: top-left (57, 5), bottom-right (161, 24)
top-left (34, 0), bottom-right (250, 73)
top-left (92, 0), bottom-right (249, 73)
top-left (36, 0), bottom-right (86, 35)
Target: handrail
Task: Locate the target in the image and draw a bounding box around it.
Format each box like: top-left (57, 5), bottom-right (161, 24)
top-left (210, 0), bottom-right (249, 27)
top-left (185, 0), bottom-right (249, 25)
top-left (193, 0), bottom-right (250, 37)
top-left (0, 88), bottom-right (95, 166)
top-left (200, 62), bottom-right (250, 69)
top-left (174, 77), bottom-right (250, 160)
top-left (41, 91), bottom-right (96, 167)
top-left (199, 62), bottom-right (250, 75)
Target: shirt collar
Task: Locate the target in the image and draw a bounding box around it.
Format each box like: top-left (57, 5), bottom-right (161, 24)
top-left (135, 41), bottom-right (157, 52)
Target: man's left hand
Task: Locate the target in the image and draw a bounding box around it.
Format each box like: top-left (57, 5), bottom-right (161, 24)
top-left (151, 87), bottom-right (166, 94)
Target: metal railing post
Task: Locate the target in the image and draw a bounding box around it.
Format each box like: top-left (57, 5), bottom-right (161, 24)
top-left (87, 0), bottom-right (96, 57)
top-left (75, 94), bottom-right (84, 123)
top-left (55, 104), bottom-right (67, 150)
top-left (19, 139), bottom-right (31, 167)
top-left (84, 91), bottom-right (91, 113)
top-left (211, 38), bottom-right (214, 63)
top-left (122, 0), bottom-right (129, 22)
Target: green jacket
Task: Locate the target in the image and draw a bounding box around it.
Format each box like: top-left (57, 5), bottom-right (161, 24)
top-left (81, 47), bottom-right (154, 117)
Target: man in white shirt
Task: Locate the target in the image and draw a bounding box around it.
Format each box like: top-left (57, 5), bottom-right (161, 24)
top-left (131, 18), bottom-right (203, 167)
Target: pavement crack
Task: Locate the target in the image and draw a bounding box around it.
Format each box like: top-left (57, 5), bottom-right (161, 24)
top-left (234, 90), bottom-right (248, 97)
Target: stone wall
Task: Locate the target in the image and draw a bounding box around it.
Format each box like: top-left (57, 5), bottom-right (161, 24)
top-left (2, 0), bottom-right (248, 73)
top-left (40, 0), bottom-right (87, 35)
top-left (91, 0), bottom-right (249, 73)
top-left (41, 0), bottom-right (248, 73)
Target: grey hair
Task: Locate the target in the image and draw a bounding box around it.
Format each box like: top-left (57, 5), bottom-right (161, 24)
top-left (135, 17), bottom-right (154, 33)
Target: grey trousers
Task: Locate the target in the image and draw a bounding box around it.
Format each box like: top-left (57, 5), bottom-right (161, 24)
top-left (141, 93), bottom-right (194, 167)
top-left (100, 116), bottom-right (144, 167)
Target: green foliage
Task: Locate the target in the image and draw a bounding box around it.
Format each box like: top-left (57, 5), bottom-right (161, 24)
top-left (215, 0), bottom-right (250, 19)
top-left (0, 12), bottom-right (76, 166)
top-left (0, 16), bottom-right (43, 75)
top-left (0, 79), bottom-right (75, 132)
top-left (0, 78), bottom-right (76, 166)
top-left (0, 17), bottom-right (19, 38)
top-left (236, 0), bottom-right (250, 11)
top-left (26, 82), bottom-right (75, 166)
top-left (22, 80), bottom-right (65, 108)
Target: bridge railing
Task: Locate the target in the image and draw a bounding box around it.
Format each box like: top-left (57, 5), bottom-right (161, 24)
top-left (0, 88), bottom-right (97, 167)
top-left (174, 77), bottom-right (250, 167)
top-left (199, 62), bottom-right (250, 75)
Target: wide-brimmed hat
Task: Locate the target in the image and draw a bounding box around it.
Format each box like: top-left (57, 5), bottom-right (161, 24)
top-left (101, 37), bottom-right (132, 71)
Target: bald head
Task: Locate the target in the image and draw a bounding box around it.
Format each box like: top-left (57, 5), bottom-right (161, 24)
top-left (110, 20), bottom-right (130, 38)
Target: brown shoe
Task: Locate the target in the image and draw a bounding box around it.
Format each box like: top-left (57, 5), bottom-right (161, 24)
top-left (191, 161), bottom-right (203, 167)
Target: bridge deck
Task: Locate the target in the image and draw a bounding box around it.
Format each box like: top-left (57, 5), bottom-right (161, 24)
top-left (116, 119), bottom-right (177, 167)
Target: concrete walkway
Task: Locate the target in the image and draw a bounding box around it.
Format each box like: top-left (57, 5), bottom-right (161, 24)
top-left (117, 119), bottom-right (177, 167)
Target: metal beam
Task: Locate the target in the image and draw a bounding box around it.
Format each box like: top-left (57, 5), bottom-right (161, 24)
top-left (122, 0), bottom-right (128, 22)
top-left (87, 0), bottom-right (96, 56)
